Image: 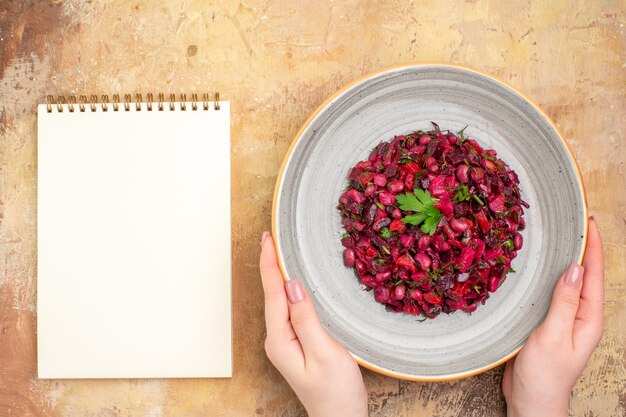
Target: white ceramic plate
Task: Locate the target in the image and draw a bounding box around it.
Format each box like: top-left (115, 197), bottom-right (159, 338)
top-left (272, 64), bottom-right (587, 381)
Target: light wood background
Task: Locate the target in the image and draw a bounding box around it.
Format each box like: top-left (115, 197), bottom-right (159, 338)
top-left (0, 1), bottom-right (624, 416)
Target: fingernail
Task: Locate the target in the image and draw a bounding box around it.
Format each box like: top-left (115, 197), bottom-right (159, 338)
top-left (260, 231), bottom-right (270, 246)
top-left (564, 263), bottom-right (583, 287)
top-left (285, 280), bottom-right (304, 304)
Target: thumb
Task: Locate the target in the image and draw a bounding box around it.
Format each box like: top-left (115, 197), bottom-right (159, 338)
top-left (542, 263), bottom-right (584, 338)
top-left (285, 279), bottom-right (336, 360)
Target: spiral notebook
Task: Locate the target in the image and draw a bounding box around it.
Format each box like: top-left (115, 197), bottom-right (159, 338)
top-left (37, 93), bottom-right (232, 378)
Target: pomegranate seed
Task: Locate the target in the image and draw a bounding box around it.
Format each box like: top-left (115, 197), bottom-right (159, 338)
top-left (343, 249), bottom-right (356, 267)
top-left (376, 271), bottom-right (391, 282)
top-left (450, 218), bottom-right (469, 232)
top-left (417, 235), bottom-right (431, 251)
top-left (418, 135), bottom-right (431, 145)
top-left (411, 271), bottom-right (427, 283)
top-left (409, 288), bottom-right (423, 301)
top-left (394, 285), bottom-right (406, 300)
top-left (488, 276), bottom-right (500, 292)
top-left (456, 164), bottom-right (470, 182)
top-left (415, 253), bottom-right (431, 270)
top-left (471, 167), bottom-right (484, 182)
top-left (513, 232), bottom-right (523, 250)
top-left (464, 303), bottom-right (478, 313)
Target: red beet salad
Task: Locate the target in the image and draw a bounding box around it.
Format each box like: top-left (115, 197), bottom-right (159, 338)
top-left (338, 123), bottom-right (528, 319)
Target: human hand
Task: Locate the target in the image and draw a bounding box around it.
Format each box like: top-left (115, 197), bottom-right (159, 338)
top-left (502, 217), bottom-right (604, 417)
top-left (260, 232), bottom-right (368, 417)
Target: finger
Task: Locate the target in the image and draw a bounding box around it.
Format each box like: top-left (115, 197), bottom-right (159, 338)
top-left (573, 217), bottom-right (605, 351)
top-left (285, 279), bottom-right (336, 361)
top-left (576, 217), bottom-right (605, 325)
top-left (502, 357), bottom-right (516, 400)
top-left (259, 232), bottom-right (294, 342)
top-left (541, 263), bottom-right (584, 341)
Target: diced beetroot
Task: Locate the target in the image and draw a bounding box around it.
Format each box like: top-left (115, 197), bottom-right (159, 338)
top-left (483, 248), bottom-right (504, 261)
top-left (391, 208), bottom-right (402, 219)
top-left (404, 173), bottom-right (415, 191)
top-left (431, 234), bottom-right (451, 252)
top-left (418, 135), bottom-right (431, 145)
top-left (396, 255), bottom-right (417, 273)
top-left (424, 292), bottom-right (442, 305)
top-left (474, 209), bottom-right (491, 232)
top-left (411, 271), bottom-right (427, 283)
top-left (374, 287), bottom-right (391, 303)
top-left (429, 175), bottom-right (446, 197)
top-left (376, 271), bottom-right (391, 282)
top-left (378, 191), bottom-right (396, 206)
top-left (456, 246), bottom-right (475, 272)
top-left (401, 162), bottom-right (422, 175)
top-left (389, 219), bottom-right (406, 233)
top-left (444, 175), bottom-right (457, 189)
top-left (373, 174), bottom-right (387, 187)
top-left (489, 195), bottom-right (506, 213)
top-left (471, 238), bottom-right (485, 260)
top-left (340, 189), bottom-right (366, 205)
top-left (436, 200), bottom-right (455, 217)
top-left (388, 179), bottom-right (405, 193)
top-left (471, 167), bottom-right (484, 182)
top-left (403, 303), bottom-right (421, 315)
top-left (343, 249), bottom-right (356, 267)
top-left (358, 172), bottom-right (374, 185)
top-left (399, 234), bottom-right (415, 248)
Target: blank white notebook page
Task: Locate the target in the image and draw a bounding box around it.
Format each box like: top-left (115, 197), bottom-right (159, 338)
top-left (37, 100), bottom-right (231, 378)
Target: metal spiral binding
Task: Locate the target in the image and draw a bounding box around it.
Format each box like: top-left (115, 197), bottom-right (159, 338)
top-left (45, 92), bottom-right (220, 112)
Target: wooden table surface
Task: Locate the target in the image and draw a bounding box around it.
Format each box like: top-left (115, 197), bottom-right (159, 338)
top-left (1, 1), bottom-right (624, 416)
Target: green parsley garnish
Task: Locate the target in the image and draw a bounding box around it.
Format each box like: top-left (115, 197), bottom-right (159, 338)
top-left (341, 232), bottom-right (350, 239)
top-left (396, 189), bottom-right (442, 235)
top-left (458, 125), bottom-right (468, 142)
top-left (380, 228), bottom-right (392, 238)
top-left (472, 194), bottom-right (485, 205)
top-left (454, 185), bottom-right (470, 202)
top-left (502, 239), bottom-right (514, 250)
top-left (509, 267), bottom-right (516, 273)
